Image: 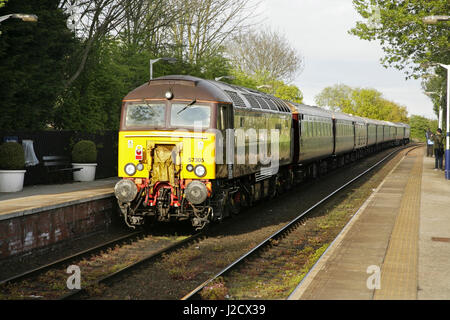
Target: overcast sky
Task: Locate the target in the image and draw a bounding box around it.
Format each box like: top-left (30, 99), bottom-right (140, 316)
top-left (258, 0), bottom-right (436, 119)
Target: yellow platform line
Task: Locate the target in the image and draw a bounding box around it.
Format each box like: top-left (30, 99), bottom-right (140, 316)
top-left (374, 148), bottom-right (423, 300)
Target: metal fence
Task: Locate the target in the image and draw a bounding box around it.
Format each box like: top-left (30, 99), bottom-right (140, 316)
top-left (0, 131), bottom-right (118, 186)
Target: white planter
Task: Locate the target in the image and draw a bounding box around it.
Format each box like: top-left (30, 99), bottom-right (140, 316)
top-left (72, 163), bottom-right (97, 182)
top-left (0, 170), bottom-right (26, 192)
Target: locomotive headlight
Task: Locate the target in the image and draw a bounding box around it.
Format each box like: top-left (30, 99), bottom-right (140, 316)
top-left (136, 163), bottom-right (144, 171)
top-left (124, 163), bottom-right (136, 176)
top-left (114, 179), bottom-right (138, 203)
top-left (194, 164), bottom-right (206, 177)
top-left (165, 90), bottom-right (173, 100)
top-left (186, 164), bottom-right (194, 172)
top-left (185, 180), bottom-right (208, 204)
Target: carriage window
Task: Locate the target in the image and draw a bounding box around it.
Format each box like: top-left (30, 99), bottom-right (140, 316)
top-left (125, 102), bottom-right (166, 127)
top-left (171, 104), bottom-right (211, 128)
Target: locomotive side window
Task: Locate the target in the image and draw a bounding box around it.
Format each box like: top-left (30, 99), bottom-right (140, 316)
top-left (218, 104), bottom-right (233, 130)
top-left (125, 102), bottom-right (166, 127)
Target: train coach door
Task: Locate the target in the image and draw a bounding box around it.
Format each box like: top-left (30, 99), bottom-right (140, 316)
top-left (332, 118), bottom-right (336, 155)
top-left (293, 113), bottom-right (300, 163)
top-left (352, 121), bottom-right (356, 149)
top-left (217, 104), bottom-right (234, 179)
top-left (218, 104), bottom-right (233, 131)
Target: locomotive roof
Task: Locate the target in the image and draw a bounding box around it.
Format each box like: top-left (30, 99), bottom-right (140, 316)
top-left (291, 103), bottom-right (333, 118)
top-left (124, 75), bottom-right (292, 113)
top-left (123, 75), bottom-right (408, 126)
top-left (124, 75), bottom-right (232, 103)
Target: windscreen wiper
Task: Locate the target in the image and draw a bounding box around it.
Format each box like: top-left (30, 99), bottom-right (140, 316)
top-left (177, 99), bottom-right (197, 115)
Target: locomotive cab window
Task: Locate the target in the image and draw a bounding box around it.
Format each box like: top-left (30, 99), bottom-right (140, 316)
top-left (125, 102), bottom-right (166, 128)
top-left (170, 103), bottom-right (211, 129)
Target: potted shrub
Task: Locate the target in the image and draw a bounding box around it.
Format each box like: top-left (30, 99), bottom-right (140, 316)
top-left (0, 142), bottom-right (26, 192)
top-left (72, 140), bottom-right (97, 182)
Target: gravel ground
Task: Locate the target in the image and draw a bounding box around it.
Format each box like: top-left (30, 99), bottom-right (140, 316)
top-left (0, 224), bottom-right (131, 282)
top-left (88, 146), bottom-right (408, 300)
top-left (0, 214), bottom-right (194, 284)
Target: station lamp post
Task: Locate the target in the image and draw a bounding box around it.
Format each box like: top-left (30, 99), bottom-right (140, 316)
top-left (149, 57), bottom-right (177, 81)
top-left (215, 76), bottom-right (235, 82)
top-left (423, 15), bottom-right (450, 179)
top-left (439, 64), bottom-right (450, 179)
top-left (0, 13), bottom-right (38, 24)
top-left (257, 84), bottom-right (274, 94)
top-left (0, 14), bottom-right (38, 35)
top-left (422, 15), bottom-right (450, 24)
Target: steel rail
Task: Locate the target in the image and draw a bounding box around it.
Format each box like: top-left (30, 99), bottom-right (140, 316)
top-left (181, 144), bottom-right (419, 300)
top-left (61, 231), bottom-right (204, 300)
top-left (0, 230), bottom-right (145, 286)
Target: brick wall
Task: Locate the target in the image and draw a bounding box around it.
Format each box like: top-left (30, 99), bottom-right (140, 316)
top-left (0, 197), bottom-right (116, 259)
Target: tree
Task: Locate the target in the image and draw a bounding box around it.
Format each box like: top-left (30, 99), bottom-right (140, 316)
top-left (231, 70), bottom-right (303, 104)
top-left (58, 0), bottom-right (180, 90)
top-left (227, 27), bottom-right (304, 83)
top-left (116, 0), bottom-right (180, 55)
top-left (0, 1), bottom-right (7, 8)
top-left (59, 0), bottom-right (251, 91)
top-left (274, 82), bottom-right (303, 104)
top-left (54, 37), bottom-right (233, 131)
top-left (167, 0), bottom-right (255, 66)
top-left (421, 72), bottom-right (447, 121)
top-left (0, 0), bottom-right (77, 130)
top-left (409, 115), bottom-right (438, 141)
top-left (349, 0), bottom-right (449, 79)
top-left (59, 0), bottom-right (138, 90)
top-left (315, 85), bottom-right (408, 123)
top-left (314, 84), bottom-right (353, 111)
top-left (53, 39), bottom-right (129, 131)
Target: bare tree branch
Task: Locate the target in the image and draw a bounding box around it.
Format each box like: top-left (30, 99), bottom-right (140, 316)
top-left (227, 27), bottom-right (304, 83)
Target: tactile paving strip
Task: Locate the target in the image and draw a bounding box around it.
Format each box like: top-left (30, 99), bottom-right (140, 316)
top-left (374, 148), bottom-right (423, 299)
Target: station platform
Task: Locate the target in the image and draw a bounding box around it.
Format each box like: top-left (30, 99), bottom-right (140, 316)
top-left (289, 146), bottom-right (450, 300)
top-left (0, 177), bottom-right (118, 220)
top-left (0, 178), bottom-right (119, 259)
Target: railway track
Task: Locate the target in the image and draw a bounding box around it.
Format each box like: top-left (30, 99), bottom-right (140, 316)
top-left (0, 230), bottom-right (145, 286)
top-left (0, 144), bottom-right (418, 300)
top-left (61, 231), bottom-right (203, 300)
top-left (181, 144), bottom-right (419, 300)
top-left (0, 229), bottom-right (202, 300)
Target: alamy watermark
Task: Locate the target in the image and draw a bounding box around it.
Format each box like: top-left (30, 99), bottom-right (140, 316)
top-left (366, 265), bottom-right (381, 290)
top-left (66, 265), bottom-right (81, 290)
top-left (192, 121), bottom-right (280, 177)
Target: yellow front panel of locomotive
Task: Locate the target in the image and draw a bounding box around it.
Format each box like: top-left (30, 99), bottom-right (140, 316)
top-left (118, 131), bottom-right (216, 180)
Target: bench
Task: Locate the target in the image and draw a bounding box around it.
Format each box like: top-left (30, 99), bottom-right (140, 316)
top-left (42, 156), bottom-right (82, 183)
